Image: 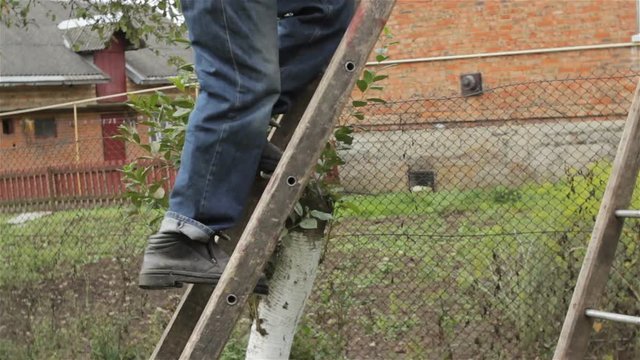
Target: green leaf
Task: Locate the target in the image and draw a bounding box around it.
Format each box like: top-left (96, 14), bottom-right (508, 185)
top-left (352, 100), bottom-right (367, 107)
top-left (376, 54), bottom-right (388, 62)
top-left (373, 75), bottom-right (388, 82)
top-left (353, 113), bottom-right (365, 120)
top-left (310, 210), bottom-right (333, 221)
top-left (367, 98), bottom-right (386, 104)
top-left (334, 126), bottom-right (354, 145)
top-left (179, 63), bottom-right (195, 72)
top-left (356, 79), bottom-right (368, 92)
top-left (171, 77), bottom-right (186, 92)
top-left (173, 107), bottom-right (191, 117)
top-left (150, 141), bottom-right (161, 154)
top-left (363, 69), bottom-right (375, 84)
top-left (172, 99), bottom-right (195, 108)
top-left (132, 132), bottom-right (141, 144)
top-left (149, 93), bottom-right (159, 107)
top-left (294, 202), bottom-right (303, 216)
top-left (320, 152), bottom-right (344, 170)
top-left (299, 217), bottom-right (318, 230)
top-left (152, 186), bottom-right (166, 200)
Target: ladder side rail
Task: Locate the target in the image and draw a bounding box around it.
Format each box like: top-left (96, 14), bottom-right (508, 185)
top-left (150, 82), bottom-right (319, 360)
top-left (180, 2), bottom-right (396, 358)
top-left (554, 80), bottom-right (640, 359)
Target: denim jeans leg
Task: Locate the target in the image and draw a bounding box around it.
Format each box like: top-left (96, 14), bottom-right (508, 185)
top-left (273, 0), bottom-right (355, 115)
top-left (163, 0), bottom-right (280, 241)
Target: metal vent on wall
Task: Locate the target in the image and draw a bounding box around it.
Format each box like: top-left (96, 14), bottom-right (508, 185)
top-left (460, 72), bottom-right (483, 96)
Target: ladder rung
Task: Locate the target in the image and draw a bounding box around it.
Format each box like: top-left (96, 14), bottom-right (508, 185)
top-left (614, 209), bottom-right (640, 218)
top-left (585, 309), bottom-right (640, 325)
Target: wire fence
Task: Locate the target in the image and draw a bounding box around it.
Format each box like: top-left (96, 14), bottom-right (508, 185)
top-left (1, 72), bottom-right (640, 359)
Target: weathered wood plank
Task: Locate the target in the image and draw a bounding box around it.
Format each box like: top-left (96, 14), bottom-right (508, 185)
top-left (149, 81), bottom-right (319, 360)
top-left (554, 80), bottom-right (640, 359)
top-left (178, 2), bottom-right (396, 359)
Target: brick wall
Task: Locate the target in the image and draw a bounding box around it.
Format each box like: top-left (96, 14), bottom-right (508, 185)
top-left (0, 85), bottom-right (96, 112)
top-left (339, 0), bottom-right (639, 193)
top-left (0, 112), bottom-right (143, 173)
top-left (388, 0), bottom-right (636, 59)
top-left (339, 119), bottom-right (624, 193)
top-left (371, 0), bottom-right (640, 99)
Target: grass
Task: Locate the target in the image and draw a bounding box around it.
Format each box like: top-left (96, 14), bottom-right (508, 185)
top-left (0, 207), bottom-right (165, 359)
top-left (0, 205), bottom-right (338, 359)
top-left (0, 176), bottom-right (583, 288)
top-left (0, 311), bottom-right (167, 360)
top-left (0, 207), bottom-right (157, 286)
top-left (2, 161), bottom-right (639, 359)
top-left (307, 162), bottom-right (640, 359)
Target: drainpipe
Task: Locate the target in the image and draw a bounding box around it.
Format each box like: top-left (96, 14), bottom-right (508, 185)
top-left (633, 0), bottom-right (640, 42)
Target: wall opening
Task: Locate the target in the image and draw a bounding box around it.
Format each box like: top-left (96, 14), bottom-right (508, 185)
top-left (34, 118), bottom-right (57, 139)
top-left (408, 170), bottom-right (436, 192)
top-left (2, 118), bottom-right (14, 135)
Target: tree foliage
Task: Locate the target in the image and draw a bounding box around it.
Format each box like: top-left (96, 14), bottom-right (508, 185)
top-left (0, 0), bottom-right (185, 47)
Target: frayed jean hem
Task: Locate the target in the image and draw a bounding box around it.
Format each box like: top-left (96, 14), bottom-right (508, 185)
top-left (160, 211), bottom-right (215, 243)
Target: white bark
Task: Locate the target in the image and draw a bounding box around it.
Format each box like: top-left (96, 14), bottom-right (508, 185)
top-left (245, 230), bottom-right (324, 360)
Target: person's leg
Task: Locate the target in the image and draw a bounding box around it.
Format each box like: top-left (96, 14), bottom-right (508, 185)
top-left (139, 0), bottom-right (355, 290)
top-left (273, 0), bottom-right (355, 115)
top-left (139, 0), bottom-right (279, 290)
top-left (164, 0), bottom-right (354, 235)
top-left (163, 0), bottom-right (281, 239)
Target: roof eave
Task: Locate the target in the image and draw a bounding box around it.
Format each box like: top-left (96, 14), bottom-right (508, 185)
top-left (0, 76), bottom-right (110, 87)
top-left (125, 64), bottom-right (173, 85)
top-left (134, 77), bottom-right (173, 85)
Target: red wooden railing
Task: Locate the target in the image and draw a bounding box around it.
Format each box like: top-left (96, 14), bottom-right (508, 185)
top-left (0, 161), bottom-right (176, 207)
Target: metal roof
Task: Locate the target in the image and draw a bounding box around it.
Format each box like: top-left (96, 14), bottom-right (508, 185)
top-left (0, 2), bottom-right (110, 84)
top-left (126, 47), bottom-right (192, 85)
top-left (62, 25), bottom-right (114, 53)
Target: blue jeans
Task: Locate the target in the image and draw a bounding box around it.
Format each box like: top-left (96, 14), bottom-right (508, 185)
top-left (161, 0), bottom-right (355, 241)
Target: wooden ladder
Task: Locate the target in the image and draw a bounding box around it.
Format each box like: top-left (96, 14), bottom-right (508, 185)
top-left (554, 81), bottom-right (640, 359)
top-left (149, 2), bottom-right (396, 359)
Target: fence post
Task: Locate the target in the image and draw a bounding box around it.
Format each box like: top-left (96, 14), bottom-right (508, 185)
top-left (74, 104), bottom-right (83, 197)
top-left (47, 167), bottom-right (57, 210)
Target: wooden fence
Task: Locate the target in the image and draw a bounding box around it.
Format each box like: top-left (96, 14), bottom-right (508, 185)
top-left (0, 161), bottom-right (176, 212)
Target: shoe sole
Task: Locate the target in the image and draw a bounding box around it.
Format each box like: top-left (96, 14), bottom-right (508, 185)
top-left (139, 270), bottom-right (269, 295)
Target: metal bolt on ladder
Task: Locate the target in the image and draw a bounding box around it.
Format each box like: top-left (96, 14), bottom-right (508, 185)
top-left (554, 81), bottom-right (640, 359)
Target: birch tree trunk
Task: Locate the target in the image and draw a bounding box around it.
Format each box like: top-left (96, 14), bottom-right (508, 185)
top-left (245, 225), bottom-right (326, 360)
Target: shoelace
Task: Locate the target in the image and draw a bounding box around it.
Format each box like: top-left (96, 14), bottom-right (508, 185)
top-left (214, 231), bottom-right (230, 243)
top-left (207, 231), bottom-right (231, 264)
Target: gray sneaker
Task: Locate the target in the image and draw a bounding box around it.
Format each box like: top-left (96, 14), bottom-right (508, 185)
top-left (138, 232), bottom-right (269, 295)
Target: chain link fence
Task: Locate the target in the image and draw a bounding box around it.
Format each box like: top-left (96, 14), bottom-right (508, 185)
top-left (1, 71), bottom-right (640, 359)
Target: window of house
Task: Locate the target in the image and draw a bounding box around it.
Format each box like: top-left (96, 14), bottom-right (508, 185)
top-left (2, 118), bottom-right (14, 135)
top-left (34, 118), bottom-right (57, 139)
